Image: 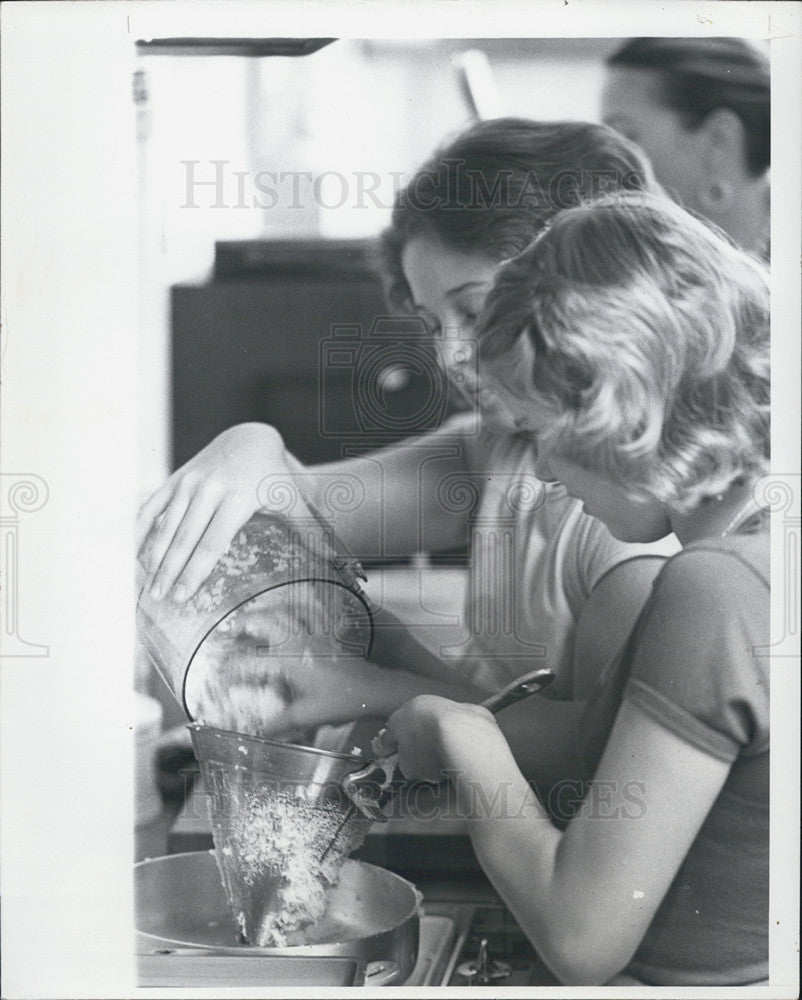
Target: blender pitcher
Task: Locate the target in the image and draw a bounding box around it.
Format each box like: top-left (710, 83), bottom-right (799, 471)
top-left (136, 508), bottom-right (374, 739)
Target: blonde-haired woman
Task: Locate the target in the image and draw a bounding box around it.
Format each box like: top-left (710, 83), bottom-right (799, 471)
top-left (382, 193), bottom-right (770, 985)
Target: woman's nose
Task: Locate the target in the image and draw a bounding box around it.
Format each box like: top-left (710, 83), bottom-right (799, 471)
top-left (441, 308), bottom-right (474, 341)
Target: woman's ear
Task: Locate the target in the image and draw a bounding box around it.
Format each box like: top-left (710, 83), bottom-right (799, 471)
top-left (695, 108), bottom-right (748, 212)
top-left (700, 107), bottom-right (747, 162)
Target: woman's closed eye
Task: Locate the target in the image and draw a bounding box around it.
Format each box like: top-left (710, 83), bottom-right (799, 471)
top-left (452, 293), bottom-right (487, 328)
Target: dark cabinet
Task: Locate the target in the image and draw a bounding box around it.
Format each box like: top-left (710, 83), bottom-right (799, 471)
top-left (170, 241), bottom-right (454, 469)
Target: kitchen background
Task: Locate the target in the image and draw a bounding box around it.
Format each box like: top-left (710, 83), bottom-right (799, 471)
top-left (135, 37), bottom-right (622, 728)
top-left (137, 38), bottom-right (618, 493)
top-left (4, 6), bottom-right (795, 994)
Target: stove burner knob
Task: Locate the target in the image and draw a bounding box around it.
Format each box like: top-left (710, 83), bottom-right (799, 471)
top-left (456, 937), bottom-right (513, 985)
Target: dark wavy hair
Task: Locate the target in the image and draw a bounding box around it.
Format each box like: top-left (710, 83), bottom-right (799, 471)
top-left (607, 37), bottom-right (770, 176)
top-left (377, 118), bottom-right (655, 312)
top-left (478, 193), bottom-right (770, 510)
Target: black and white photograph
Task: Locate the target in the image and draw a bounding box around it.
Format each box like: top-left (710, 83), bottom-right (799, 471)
top-left (1, 1), bottom-right (800, 996)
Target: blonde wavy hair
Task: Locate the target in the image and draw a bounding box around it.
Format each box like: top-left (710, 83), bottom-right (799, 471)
top-left (478, 193), bottom-right (770, 511)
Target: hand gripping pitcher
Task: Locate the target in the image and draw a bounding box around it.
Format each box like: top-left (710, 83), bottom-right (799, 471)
top-left (136, 507), bottom-right (374, 737)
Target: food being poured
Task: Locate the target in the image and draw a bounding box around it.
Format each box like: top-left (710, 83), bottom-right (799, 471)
top-left (185, 581), bottom-right (368, 740)
top-left (191, 724), bottom-right (373, 948)
top-left (216, 779), bottom-right (372, 946)
top-left (186, 584), bottom-right (373, 944)
top-left (234, 790), bottom-right (370, 948)
top-left (137, 510), bottom-right (373, 733)
top-left (137, 509), bottom-right (377, 950)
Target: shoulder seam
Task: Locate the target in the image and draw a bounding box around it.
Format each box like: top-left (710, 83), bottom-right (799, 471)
top-left (591, 552), bottom-right (670, 594)
top-left (662, 544), bottom-right (769, 591)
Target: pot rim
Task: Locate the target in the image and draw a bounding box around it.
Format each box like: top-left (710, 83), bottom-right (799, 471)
top-left (135, 852), bottom-right (421, 955)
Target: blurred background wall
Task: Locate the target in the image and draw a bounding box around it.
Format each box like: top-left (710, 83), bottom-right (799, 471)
top-left (136, 38), bottom-right (618, 499)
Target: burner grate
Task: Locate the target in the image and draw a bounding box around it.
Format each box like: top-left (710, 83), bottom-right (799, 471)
top-left (445, 904), bottom-right (561, 986)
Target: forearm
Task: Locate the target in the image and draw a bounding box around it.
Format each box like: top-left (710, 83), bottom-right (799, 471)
top-left (354, 662), bottom-right (485, 720)
top-left (280, 428), bottom-right (472, 557)
top-left (368, 607), bottom-right (484, 697)
top-left (383, 698), bottom-right (619, 982)
top-left (281, 450), bottom-right (386, 555)
top-left (441, 729), bottom-right (570, 978)
top-left (440, 722), bottom-right (639, 985)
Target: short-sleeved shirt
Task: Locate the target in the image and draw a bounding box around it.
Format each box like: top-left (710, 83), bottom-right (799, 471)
top-left (451, 419), bottom-right (678, 696)
top-left (576, 521), bottom-right (770, 985)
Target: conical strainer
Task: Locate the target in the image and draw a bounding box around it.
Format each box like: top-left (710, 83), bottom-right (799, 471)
top-left (189, 723), bottom-right (373, 948)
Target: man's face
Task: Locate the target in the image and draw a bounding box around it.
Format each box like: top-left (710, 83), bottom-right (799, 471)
top-left (601, 66), bottom-right (707, 213)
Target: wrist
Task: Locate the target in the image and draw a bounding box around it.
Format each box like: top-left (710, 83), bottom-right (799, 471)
top-left (436, 707), bottom-right (509, 773)
top-left (232, 422), bottom-right (284, 451)
top-left (437, 716), bottom-right (536, 822)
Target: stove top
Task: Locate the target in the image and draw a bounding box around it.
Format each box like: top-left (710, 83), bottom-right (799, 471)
top-left (137, 898), bottom-right (559, 987)
top-left (425, 901), bottom-right (561, 987)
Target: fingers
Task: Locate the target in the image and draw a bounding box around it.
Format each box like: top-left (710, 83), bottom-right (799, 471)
top-left (140, 483), bottom-right (194, 586)
top-left (142, 478), bottom-right (261, 602)
top-left (166, 499), bottom-right (254, 602)
top-left (137, 480), bottom-right (177, 556)
top-left (371, 726), bottom-right (396, 757)
top-left (146, 487), bottom-right (219, 600)
top-left (383, 696), bottom-right (461, 782)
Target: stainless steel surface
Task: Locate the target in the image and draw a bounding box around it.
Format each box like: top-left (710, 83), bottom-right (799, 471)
top-left (137, 952), bottom-right (369, 987)
top-left (134, 847), bottom-right (557, 985)
top-left (136, 851), bottom-right (420, 985)
top-left (138, 952), bottom-right (403, 988)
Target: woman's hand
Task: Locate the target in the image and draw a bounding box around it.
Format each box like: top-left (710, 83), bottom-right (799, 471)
top-left (199, 650), bottom-right (487, 744)
top-left (382, 696), bottom-right (504, 783)
top-left (209, 653), bottom-right (392, 739)
top-left (227, 657), bottom-right (457, 740)
top-left (137, 423), bottom-right (292, 601)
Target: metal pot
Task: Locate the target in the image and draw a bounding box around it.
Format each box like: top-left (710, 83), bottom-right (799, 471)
top-left (136, 851), bottom-right (420, 986)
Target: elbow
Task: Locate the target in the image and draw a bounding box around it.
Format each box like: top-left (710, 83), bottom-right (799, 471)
top-left (537, 924), bottom-right (638, 986)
